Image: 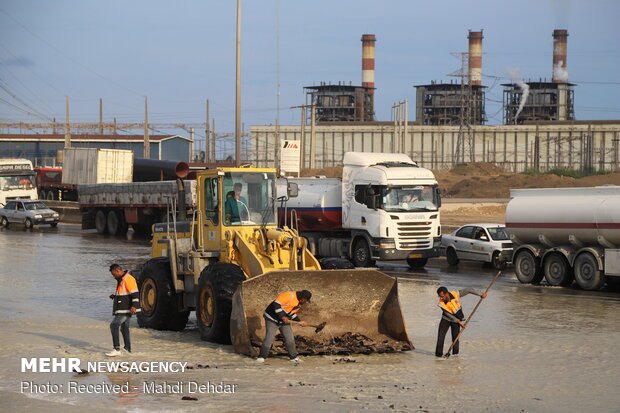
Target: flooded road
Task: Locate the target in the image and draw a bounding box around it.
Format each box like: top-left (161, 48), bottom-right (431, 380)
top-left (1, 224), bottom-right (619, 412)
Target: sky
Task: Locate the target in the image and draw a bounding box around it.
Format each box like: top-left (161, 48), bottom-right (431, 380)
top-left (1, 0), bottom-right (619, 154)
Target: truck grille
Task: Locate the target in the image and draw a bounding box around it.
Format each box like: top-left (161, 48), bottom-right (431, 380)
top-left (396, 222), bottom-right (433, 249)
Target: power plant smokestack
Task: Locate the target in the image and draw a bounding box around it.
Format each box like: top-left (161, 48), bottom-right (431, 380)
top-left (468, 30), bottom-right (483, 86)
top-left (552, 29), bottom-right (569, 83)
top-left (361, 34), bottom-right (376, 94)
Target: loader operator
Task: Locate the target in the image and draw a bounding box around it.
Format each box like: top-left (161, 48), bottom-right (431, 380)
top-left (256, 290), bottom-right (312, 363)
top-left (106, 264), bottom-right (141, 357)
top-left (225, 182), bottom-right (248, 224)
top-left (435, 286), bottom-right (486, 358)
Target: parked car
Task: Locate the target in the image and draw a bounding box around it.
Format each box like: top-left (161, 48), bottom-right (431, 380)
top-left (0, 200), bottom-right (60, 229)
top-left (441, 223), bottom-right (513, 270)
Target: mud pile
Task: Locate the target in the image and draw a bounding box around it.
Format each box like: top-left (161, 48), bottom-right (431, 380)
top-left (267, 333), bottom-right (413, 356)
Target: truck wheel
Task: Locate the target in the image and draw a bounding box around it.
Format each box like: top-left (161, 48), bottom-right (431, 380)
top-left (574, 253), bottom-right (605, 291)
top-left (492, 251), bottom-right (507, 270)
top-left (0, 216), bottom-right (8, 228)
top-left (319, 257), bottom-right (355, 269)
top-left (137, 259), bottom-right (189, 331)
top-left (543, 253), bottom-right (574, 287)
top-left (407, 258), bottom-right (428, 269)
top-left (95, 210), bottom-right (108, 234)
top-left (514, 250), bottom-right (543, 284)
top-left (446, 248), bottom-right (459, 266)
top-left (196, 263), bottom-right (246, 344)
top-left (107, 210), bottom-right (128, 235)
top-left (352, 239), bottom-right (375, 267)
top-left (46, 190), bottom-right (56, 200)
top-left (24, 218), bottom-right (33, 229)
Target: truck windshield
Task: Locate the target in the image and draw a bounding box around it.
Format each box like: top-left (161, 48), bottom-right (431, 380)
top-left (382, 186), bottom-right (439, 212)
top-left (0, 174), bottom-right (36, 191)
top-left (223, 172), bottom-right (276, 226)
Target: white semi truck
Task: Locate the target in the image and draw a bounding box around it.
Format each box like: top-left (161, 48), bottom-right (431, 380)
top-left (505, 186), bottom-right (620, 290)
top-left (280, 152), bottom-right (442, 269)
top-left (0, 158), bottom-right (38, 205)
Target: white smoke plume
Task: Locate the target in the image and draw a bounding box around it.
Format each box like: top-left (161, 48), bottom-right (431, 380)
top-left (506, 67), bottom-right (530, 123)
top-left (553, 60), bottom-right (569, 82)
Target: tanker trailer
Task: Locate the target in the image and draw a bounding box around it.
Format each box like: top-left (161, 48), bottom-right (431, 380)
top-left (279, 152), bottom-right (442, 269)
top-left (505, 186), bottom-right (620, 290)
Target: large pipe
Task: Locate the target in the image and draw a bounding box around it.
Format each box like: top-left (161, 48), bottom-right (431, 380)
top-left (361, 34), bottom-right (376, 94)
top-left (468, 30), bottom-right (483, 86)
top-left (133, 158), bottom-right (190, 182)
top-left (552, 29), bottom-right (569, 83)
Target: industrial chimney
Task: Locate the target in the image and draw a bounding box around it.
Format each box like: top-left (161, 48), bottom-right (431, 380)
top-left (468, 30), bottom-right (483, 86)
top-left (552, 29), bottom-right (569, 83)
top-left (361, 34), bottom-right (376, 93)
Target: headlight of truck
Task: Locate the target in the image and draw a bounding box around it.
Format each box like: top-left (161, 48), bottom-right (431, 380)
top-left (379, 240), bottom-right (396, 249)
top-left (34, 214), bottom-right (42, 219)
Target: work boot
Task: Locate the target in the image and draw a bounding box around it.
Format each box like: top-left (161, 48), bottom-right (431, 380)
top-left (256, 357), bottom-right (265, 363)
top-left (105, 349), bottom-right (122, 357)
top-left (289, 357), bottom-right (302, 363)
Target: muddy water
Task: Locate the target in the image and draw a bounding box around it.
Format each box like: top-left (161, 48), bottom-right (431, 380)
top-left (1, 225), bottom-right (620, 412)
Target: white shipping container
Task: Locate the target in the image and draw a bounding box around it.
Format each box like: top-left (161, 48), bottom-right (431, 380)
top-left (61, 148), bottom-right (133, 185)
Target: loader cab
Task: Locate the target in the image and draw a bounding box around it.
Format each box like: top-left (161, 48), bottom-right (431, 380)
top-left (197, 168), bottom-right (278, 251)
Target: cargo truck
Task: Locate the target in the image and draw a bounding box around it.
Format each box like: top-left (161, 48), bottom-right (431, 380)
top-left (505, 186), bottom-right (620, 290)
top-left (279, 152), bottom-right (442, 269)
top-left (0, 158), bottom-right (37, 205)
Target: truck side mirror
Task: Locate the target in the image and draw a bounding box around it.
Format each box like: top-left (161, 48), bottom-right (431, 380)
top-left (287, 182), bottom-right (298, 198)
top-left (435, 187), bottom-right (442, 207)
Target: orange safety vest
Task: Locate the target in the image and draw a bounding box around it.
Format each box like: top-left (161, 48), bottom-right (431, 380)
top-left (113, 272), bottom-right (141, 314)
top-left (275, 291), bottom-right (301, 315)
top-left (438, 290), bottom-right (462, 315)
top-left (116, 273), bottom-right (139, 296)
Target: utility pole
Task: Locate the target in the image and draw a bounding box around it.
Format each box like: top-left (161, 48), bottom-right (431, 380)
top-left (300, 105), bottom-right (306, 169)
top-left (144, 96), bottom-right (150, 158)
top-left (205, 99), bottom-right (210, 162)
top-left (449, 52), bottom-right (474, 164)
top-left (64, 96), bottom-right (71, 148)
top-left (99, 98), bottom-right (103, 135)
top-left (235, 0), bottom-right (242, 166)
top-left (211, 118), bottom-right (216, 162)
top-left (403, 99), bottom-right (409, 155)
top-left (310, 104), bottom-right (316, 169)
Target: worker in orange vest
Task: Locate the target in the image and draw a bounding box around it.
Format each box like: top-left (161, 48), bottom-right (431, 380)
top-left (435, 286), bottom-right (486, 358)
top-left (106, 263), bottom-right (141, 357)
top-left (256, 290), bottom-right (312, 363)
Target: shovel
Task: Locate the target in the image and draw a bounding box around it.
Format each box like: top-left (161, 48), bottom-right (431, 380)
top-left (292, 320), bottom-right (327, 334)
top-left (444, 270), bottom-right (501, 358)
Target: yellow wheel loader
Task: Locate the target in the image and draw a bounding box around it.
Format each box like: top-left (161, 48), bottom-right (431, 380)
top-left (136, 167), bottom-right (412, 356)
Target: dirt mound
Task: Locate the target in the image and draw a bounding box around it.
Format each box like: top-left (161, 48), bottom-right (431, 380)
top-left (268, 332), bottom-right (412, 356)
top-left (449, 162), bottom-right (506, 176)
top-left (300, 166), bottom-right (343, 178)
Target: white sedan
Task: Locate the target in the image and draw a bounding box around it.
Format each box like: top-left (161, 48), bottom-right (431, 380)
top-left (441, 223), bottom-right (513, 270)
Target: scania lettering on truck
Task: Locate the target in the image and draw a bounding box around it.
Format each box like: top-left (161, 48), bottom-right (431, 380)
top-left (280, 152), bottom-right (442, 269)
top-left (505, 186), bottom-right (620, 290)
top-left (0, 158), bottom-right (37, 205)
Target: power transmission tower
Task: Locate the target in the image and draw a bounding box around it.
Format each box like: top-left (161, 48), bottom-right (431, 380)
top-left (449, 52), bottom-right (475, 164)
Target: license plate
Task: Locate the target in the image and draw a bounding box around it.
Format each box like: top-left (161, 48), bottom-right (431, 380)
top-left (408, 253), bottom-right (423, 259)
top-left (45, 219), bottom-right (54, 222)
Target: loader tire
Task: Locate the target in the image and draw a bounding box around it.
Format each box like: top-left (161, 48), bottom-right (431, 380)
top-left (196, 262), bottom-right (246, 344)
top-left (319, 257), bottom-right (355, 270)
top-left (137, 259), bottom-right (189, 331)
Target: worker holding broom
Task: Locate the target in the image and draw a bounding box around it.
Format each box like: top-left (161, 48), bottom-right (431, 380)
top-left (435, 286), bottom-right (487, 358)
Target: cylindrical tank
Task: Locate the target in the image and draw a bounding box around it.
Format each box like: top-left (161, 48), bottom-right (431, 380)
top-left (133, 158), bottom-right (189, 182)
top-left (505, 186), bottom-right (620, 247)
top-left (279, 177), bottom-right (342, 232)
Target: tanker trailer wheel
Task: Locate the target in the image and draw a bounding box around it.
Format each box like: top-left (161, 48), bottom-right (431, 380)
top-left (196, 263), bottom-right (246, 344)
top-left (543, 253), bottom-right (574, 287)
top-left (137, 259), bottom-right (189, 331)
top-left (514, 250), bottom-right (544, 284)
top-left (352, 238), bottom-right (375, 267)
top-left (407, 258), bottom-right (428, 269)
top-left (574, 253), bottom-right (605, 291)
top-left (319, 257), bottom-right (355, 270)
top-left (446, 248), bottom-right (459, 266)
top-left (95, 209), bottom-right (108, 234)
top-left (107, 209), bottom-right (128, 236)
top-left (491, 251), bottom-right (507, 270)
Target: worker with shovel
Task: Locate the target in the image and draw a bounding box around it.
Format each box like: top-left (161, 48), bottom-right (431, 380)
top-left (257, 290), bottom-right (313, 363)
top-left (435, 286), bottom-right (487, 358)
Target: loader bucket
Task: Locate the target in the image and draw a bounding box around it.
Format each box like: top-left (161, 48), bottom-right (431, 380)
top-left (230, 269), bottom-right (413, 357)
